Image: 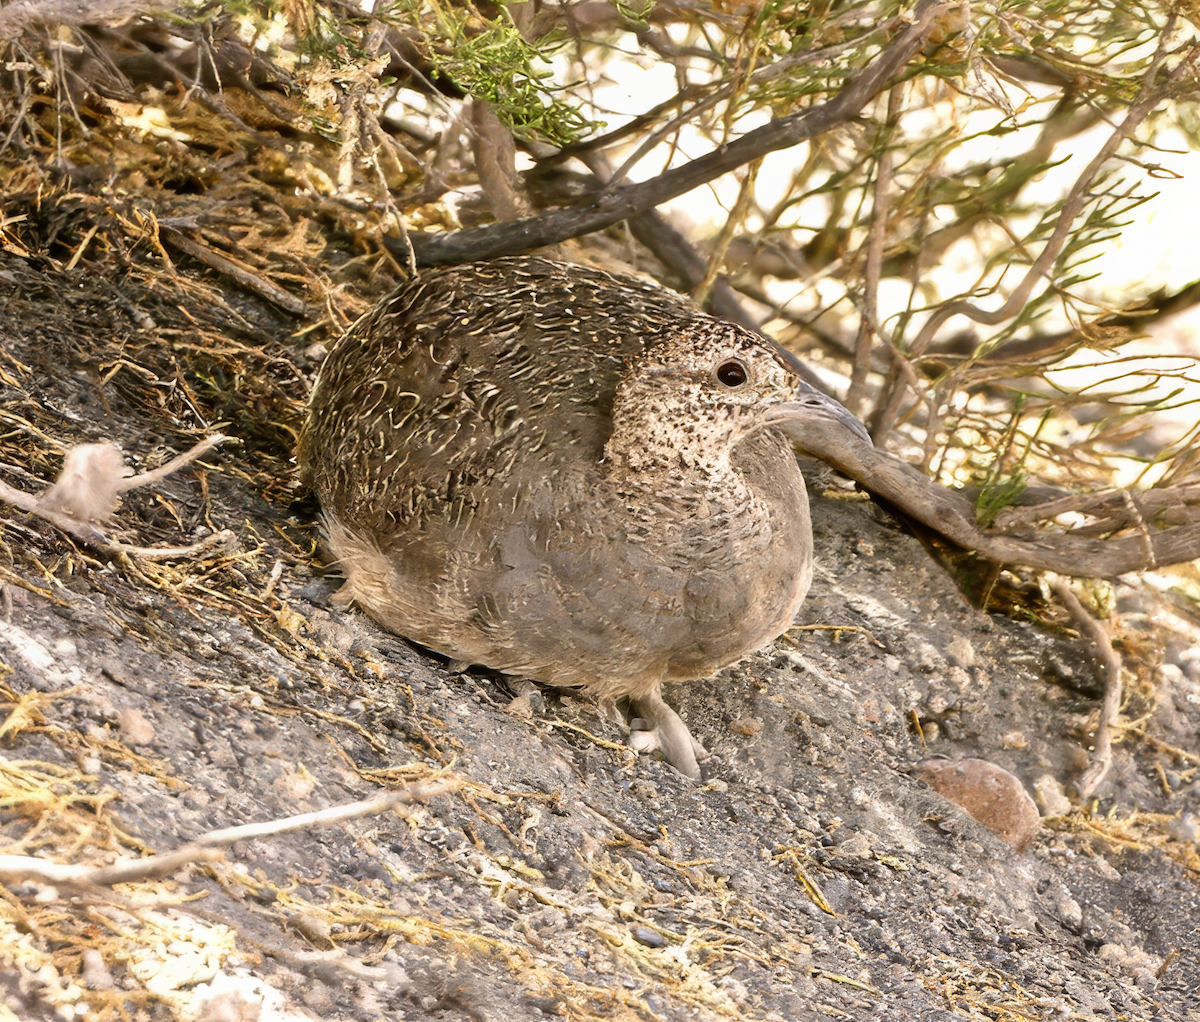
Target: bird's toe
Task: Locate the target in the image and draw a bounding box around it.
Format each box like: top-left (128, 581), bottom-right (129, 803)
top-left (628, 694), bottom-right (707, 778)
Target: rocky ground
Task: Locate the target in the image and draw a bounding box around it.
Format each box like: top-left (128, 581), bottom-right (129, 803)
top-left (1, 258), bottom-right (1198, 1022)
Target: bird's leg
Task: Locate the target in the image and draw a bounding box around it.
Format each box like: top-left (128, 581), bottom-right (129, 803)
top-left (627, 691), bottom-right (708, 779)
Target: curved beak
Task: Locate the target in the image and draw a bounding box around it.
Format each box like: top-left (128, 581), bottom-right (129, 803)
top-left (768, 381), bottom-right (873, 449)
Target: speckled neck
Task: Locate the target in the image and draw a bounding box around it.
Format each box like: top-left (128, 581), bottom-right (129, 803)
top-left (603, 370), bottom-right (762, 503)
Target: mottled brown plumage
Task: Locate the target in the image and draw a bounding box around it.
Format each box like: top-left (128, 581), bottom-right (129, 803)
top-left (298, 257), bottom-right (865, 777)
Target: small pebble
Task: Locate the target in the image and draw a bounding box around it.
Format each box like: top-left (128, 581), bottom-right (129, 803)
top-left (914, 758), bottom-right (1040, 852)
top-left (631, 926), bottom-right (664, 949)
top-left (81, 949), bottom-right (114, 991)
top-left (1033, 775), bottom-right (1072, 817)
top-left (118, 707), bottom-right (155, 747)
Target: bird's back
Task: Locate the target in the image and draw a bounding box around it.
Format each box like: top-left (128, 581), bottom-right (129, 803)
top-left (301, 259), bottom-right (705, 532)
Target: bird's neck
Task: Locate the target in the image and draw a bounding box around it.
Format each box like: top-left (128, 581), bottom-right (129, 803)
top-left (602, 387), bottom-right (752, 502)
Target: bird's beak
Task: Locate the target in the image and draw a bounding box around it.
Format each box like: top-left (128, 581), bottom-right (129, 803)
top-left (767, 382), bottom-right (873, 450)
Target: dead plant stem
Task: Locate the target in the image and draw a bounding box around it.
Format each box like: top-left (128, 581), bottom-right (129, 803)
top-left (1051, 579), bottom-right (1122, 798)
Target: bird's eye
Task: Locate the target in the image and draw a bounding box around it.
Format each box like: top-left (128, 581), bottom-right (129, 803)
top-left (716, 360), bottom-right (748, 387)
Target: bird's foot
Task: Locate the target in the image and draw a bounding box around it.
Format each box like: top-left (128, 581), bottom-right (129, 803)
top-left (627, 693), bottom-right (708, 779)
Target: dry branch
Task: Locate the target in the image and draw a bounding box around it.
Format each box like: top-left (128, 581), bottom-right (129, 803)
top-left (959, 277), bottom-right (1200, 370)
top-left (0, 0), bottom-right (156, 39)
top-left (564, 150), bottom-right (831, 391)
top-left (1052, 580), bottom-right (1123, 797)
top-left (405, 0), bottom-right (950, 268)
top-left (791, 418), bottom-right (1200, 576)
top-left (993, 486), bottom-right (1200, 534)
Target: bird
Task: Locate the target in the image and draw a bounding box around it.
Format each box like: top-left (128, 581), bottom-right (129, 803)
top-left (297, 256), bottom-right (868, 778)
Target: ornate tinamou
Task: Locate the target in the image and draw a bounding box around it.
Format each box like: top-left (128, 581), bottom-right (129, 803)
top-left (298, 257), bottom-right (866, 777)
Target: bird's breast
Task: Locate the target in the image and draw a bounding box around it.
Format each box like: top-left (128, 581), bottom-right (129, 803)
top-left (495, 444), bottom-right (812, 679)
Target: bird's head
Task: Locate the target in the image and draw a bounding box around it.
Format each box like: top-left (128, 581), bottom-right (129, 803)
top-left (606, 324), bottom-right (869, 477)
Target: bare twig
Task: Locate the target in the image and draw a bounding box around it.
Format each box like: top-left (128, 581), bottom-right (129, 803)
top-left (870, 27), bottom-right (1195, 439)
top-left (847, 85), bottom-right (902, 415)
top-left (191, 780), bottom-right (456, 848)
top-left (628, 207), bottom-right (766, 335)
top-left (945, 275), bottom-right (1200, 371)
top-left (992, 485), bottom-right (1200, 533)
top-left (693, 158), bottom-right (761, 309)
top-left (116, 434), bottom-right (229, 493)
top-left (158, 223), bottom-right (318, 317)
top-left (569, 151), bottom-right (829, 388)
top-left (1051, 579), bottom-right (1122, 798)
top-left (553, 21), bottom-right (895, 179)
top-left (0, 781), bottom-right (455, 889)
top-left (106, 531), bottom-right (239, 561)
